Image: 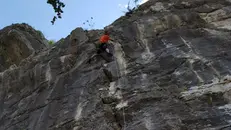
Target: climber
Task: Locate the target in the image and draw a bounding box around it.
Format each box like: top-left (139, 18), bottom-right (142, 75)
top-left (88, 30), bottom-right (114, 64)
top-left (97, 30), bottom-right (112, 56)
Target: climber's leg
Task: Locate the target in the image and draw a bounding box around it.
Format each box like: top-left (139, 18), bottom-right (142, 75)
top-left (96, 43), bottom-right (114, 62)
top-left (97, 43), bottom-right (103, 54)
top-left (101, 43), bottom-right (108, 50)
top-left (97, 43), bottom-right (107, 54)
top-left (101, 43), bottom-right (113, 55)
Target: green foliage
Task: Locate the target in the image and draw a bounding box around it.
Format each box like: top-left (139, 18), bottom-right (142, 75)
top-left (36, 30), bottom-right (45, 38)
top-left (48, 40), bottom-right (56, 45)
top-left (46, 0), bottom-right (141, 24)
top-left (47, 0), bottom-right (65, 25)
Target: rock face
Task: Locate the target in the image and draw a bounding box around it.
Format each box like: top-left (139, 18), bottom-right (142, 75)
top-left (0, 23), bottom-right (48, 71)
top-left (2, 0), bottom-right (231, 130)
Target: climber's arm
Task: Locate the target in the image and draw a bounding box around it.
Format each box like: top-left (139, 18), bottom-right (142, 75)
top-left (109, 37), bottom-right (115, 42)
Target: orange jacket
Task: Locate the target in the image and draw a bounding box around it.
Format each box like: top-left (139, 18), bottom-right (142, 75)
top-left (100, 35), bottom-right (110, 43)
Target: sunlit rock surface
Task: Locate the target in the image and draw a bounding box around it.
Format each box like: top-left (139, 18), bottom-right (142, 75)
top-left (2, 0), bottom-right (231, 129)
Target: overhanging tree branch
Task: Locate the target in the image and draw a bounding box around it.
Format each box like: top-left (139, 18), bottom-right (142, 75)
top-left (47, 0), bottom-right (65, 25)
top-left (46, 0), bottom-right (140, 25)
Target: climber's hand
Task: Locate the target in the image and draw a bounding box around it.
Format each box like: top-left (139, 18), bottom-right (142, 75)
top-left (108, 41), bottom-right (113, 44)
top-left (109, 38), bottom-right (115, 42)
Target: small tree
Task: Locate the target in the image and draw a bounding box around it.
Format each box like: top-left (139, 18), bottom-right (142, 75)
top-left (48, 40), bottom-right (56, 45)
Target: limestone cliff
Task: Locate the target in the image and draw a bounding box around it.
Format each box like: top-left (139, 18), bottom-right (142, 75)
top-left (0, 23), bottom-right (48, 72)
top-left (2, 0), bottom-right (231, 130)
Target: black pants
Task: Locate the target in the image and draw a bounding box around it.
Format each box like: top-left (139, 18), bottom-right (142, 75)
top-left (97, 43), bottom-right (107, 54)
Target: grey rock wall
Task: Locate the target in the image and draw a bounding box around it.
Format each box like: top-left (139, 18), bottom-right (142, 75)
top-left (2, 0), bottom-right (231, 130)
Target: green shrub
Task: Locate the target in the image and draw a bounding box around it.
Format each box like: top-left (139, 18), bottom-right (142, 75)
top-left (48, 40), bottom-right (56, 45)
top-left (36, 30), bottom-right (45, 38)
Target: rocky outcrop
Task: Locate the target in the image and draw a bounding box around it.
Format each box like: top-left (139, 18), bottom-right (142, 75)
top-left (0, 23), bottom-right (48, 72)
top-left (2, 0), bottom-right (231, 130)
